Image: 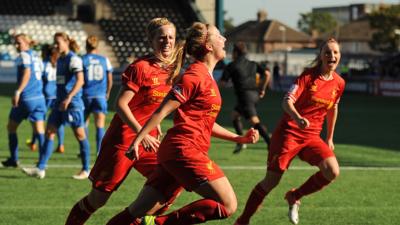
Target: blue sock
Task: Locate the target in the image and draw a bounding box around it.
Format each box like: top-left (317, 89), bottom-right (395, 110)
top-left (36, 133), bottom-right (45, 151)
top-left (79, 139), bottom-right (90, 172)
top-left (57, 125), bottom-right (65, 147)
top-left (38, 138), bottom-right (54, 170)
top-left (8, 133), bottom-right (18, 162)
top-left (96, 127), bottom-right (105, 154)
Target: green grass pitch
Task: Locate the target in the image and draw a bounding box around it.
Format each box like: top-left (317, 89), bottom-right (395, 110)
top-left (0, 83), bottom-right (399, 225)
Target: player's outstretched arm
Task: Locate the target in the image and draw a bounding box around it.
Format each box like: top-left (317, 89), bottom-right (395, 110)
top-left (212, 123), bottom-right (259, 144)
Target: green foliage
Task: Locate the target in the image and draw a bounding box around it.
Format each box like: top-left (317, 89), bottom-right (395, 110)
top-left (368, 5), bottom-right (400, 53)
top-left (223, 10), bottom-right (235, 32)
top-left (297, 12), bottom-right (338, 36)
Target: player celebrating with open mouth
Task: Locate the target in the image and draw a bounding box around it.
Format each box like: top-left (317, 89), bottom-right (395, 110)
top-left (234, 38), bottom-right (345, 225)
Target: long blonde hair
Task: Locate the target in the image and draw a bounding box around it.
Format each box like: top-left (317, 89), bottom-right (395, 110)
top-left (146, 18), bottom-right (182, 84)
top-left (15, 33), bottom-right (36, 47)
top-left (54, 32), bottom-right (80, 53)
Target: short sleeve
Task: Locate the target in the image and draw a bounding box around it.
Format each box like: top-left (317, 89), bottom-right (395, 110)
top-left (70, 56), bottom-right (83, 73)
top-left (121, 63), bottom-right (144, 93)
top-left (105, 57), bottom-right (113, 73)
top-left (171, 74), bottom-right (197, 104)
top-left (285, 75), bottom-right (306, 102)
top-left (20, 52), bottom-right (31, 68)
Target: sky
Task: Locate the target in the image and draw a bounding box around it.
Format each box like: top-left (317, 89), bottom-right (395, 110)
top-left (224, 0), bottom-right (400, 29)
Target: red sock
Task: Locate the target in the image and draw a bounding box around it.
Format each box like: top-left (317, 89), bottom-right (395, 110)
top-left (106, 208), bottom-right (140, 225)
top-left (236, 183), bottom-right (267, 225)
top-left (65, 196), bottom-right (96, 225)
top-left (155, 199), bottom-right (229, 225)
top-left (293, 171), bottom-right (331, 200)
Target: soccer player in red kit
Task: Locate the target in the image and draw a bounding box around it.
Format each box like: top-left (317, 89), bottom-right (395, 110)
top-left (234, 38), bottom-right (345, 225)
top-left (65, 18), bottom-right (183, 225)
top-left (106, 22), bottom-right (259, 225)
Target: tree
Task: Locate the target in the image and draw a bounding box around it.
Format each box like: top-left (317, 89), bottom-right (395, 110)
top-left (368, 5), bottom-right (400, 53)
top-left (297, 12), bottom-right (337, 37)
top-left (224, 11), bottom-right (235, 32)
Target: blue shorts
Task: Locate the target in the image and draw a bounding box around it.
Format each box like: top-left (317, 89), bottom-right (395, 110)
top-left (84, 97), bottom-right (108, 116)
top-left (9, 98), bottom-right (46, 123)
top-left (47, 108), bottom-right (85, 128)
top-left (45, 98), bottom-right (56, 109)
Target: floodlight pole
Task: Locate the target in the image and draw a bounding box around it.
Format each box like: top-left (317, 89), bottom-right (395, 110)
top-left (216, 0), bottom-right (224, 34)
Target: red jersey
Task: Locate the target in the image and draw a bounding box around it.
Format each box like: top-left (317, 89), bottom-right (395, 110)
top-left (158, 61), bottom-right (222, 162)
top-left (103, 56), bottom-right (172, 149)
top-left (279, 68), bottom-right (345, 137)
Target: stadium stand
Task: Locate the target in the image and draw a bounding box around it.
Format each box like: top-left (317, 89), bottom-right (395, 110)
top-left (0, 15), bottom-right (87, 58)
top-left (99, 0), bottom-right (198, 65)
top-left (0, 0), bottom-right (68, 15)
top-left (0, 0), bottom-right (203, 69)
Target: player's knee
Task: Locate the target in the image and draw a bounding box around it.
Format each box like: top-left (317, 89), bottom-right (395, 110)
top-left (90, 198), bottom-right (107, 209)
top-left (323, 166), bottom-right (340, 181)
top-left (45, 128), bottom-right (56, 139)
top-left (223, 198), bottom-right (237, 216)
top-left (249, 116), bottom-right (260, 125)
top-left (330, 166), bottom-right (340, 180)
top-left (74, 128), bottom-right (87, 140)
top-left (88, 189), bottom-right (111, 209)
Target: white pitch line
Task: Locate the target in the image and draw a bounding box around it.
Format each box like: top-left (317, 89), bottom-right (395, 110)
top-left (18, 164), bottom-right (400, 171)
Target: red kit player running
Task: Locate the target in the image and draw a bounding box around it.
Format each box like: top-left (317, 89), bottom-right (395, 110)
top-left (106, 22), bottom-right (259, 225)
top-left (65, 17), bottom-right (182, 225)
top-left (234, 38), bottom-right (345, 225)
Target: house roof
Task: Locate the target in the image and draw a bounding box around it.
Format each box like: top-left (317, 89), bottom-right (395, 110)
top-left (225, 20), bottom-right (311, 43)
top-left (338, 19), bottom-right (374, 41)
top-left (320, 19), bottom-right (374, 42)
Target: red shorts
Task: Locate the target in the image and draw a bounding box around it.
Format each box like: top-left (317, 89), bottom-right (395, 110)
top-left (267, 131), bottom-right (335, 173)
top-left (89, 143), bottom-right (157, 192)
top-left (146, 150), bottom-right (225, 201)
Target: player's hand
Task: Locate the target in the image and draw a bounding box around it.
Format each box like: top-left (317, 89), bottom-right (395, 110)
top-left (141, 134), bottom-right (160, 152)
top-left (12, 94), bottom-right (20, 107)
top-left (240, 128), bottom-right (259, 144)
top-left (259, 90), bottom-right (266, 98)
top-left (59, 96), bottom-right (72, 111)
top-left (126, 141), bottom-right (140, 160)
top-left (295, 117), bottom-right (310, 130)
top-left (326, 138), bottom-right (335, 150)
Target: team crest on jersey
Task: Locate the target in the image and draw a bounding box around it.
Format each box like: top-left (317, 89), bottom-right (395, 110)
top-left (206, 160), bottom-right (216, 175)
top-left (331, 89), bottom-right (338, 98)
top-left (310, 84), bottom-right (317, 92)
top-left (210, 88), bottom-right (217, 96)
top-left (151, 77), bottom-right (160, 85)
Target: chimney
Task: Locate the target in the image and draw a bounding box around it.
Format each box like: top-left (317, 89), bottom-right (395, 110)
top-left (257, 9), bottom-right (267, 22)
